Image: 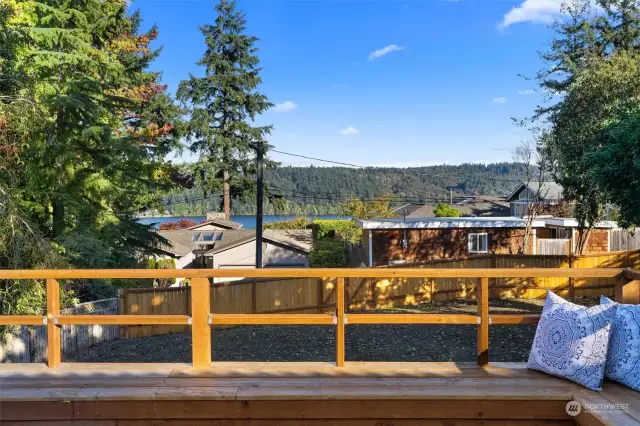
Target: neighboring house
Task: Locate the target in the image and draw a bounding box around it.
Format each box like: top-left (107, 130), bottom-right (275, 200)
top-left (156, 230), bottom-right (197, 269)
top-left (157, 228), bottom-right (312, 284)
top-left (507, 181), bottom-right (564, 217)
top-left (203, 229), bottom-right (312, 282)
top-left (357, 216), bottom-right (617, 266)
top-left (186, 218), bottom-right (243, 231)
top-left (393, 196), bottom-right (509, 218)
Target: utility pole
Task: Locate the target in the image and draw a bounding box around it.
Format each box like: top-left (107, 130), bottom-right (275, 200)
top-left (450, 188), bottom-right (453, 205)
top-left (255, 142), bottom-right (264, 268)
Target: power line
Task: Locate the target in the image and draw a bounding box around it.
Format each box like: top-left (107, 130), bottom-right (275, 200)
top-left (272, 150), bottom-right (365, 168)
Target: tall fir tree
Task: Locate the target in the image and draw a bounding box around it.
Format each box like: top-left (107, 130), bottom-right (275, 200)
top-left (177, 0), bottom-right (273, 219)
top-left (534, 0), bottom-right (598, 118)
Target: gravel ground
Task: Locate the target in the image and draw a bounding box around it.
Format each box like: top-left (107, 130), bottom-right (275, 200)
top-left (67, 298), bottom-right (598, 364)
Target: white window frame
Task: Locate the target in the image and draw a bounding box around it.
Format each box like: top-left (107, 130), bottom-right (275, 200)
top-left (468, 233), bottom-right (489, 254)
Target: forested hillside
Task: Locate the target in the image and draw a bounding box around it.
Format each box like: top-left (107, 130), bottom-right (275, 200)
top-left (157, 162), bottom-right (529, 216)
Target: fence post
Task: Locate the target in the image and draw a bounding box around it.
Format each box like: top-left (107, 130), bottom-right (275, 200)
top-left (336, 277), bottom-right (345, 367)
top-left (477, 277), bottom-right (489, 366)
top-left (191, 278), bottom-right (211, 368)
top-left (46, 278), bottom-right (61, 368)
top-left (316, 278), bottom-right (324, 313)
top-left (568, 255), bottom-right (575, 298)
top-left (252, 278), bottom-right (257, 313)
top-left (618, 269), bottom-right (640, 304)
top-left (119, 289), bottom-right (127, 339)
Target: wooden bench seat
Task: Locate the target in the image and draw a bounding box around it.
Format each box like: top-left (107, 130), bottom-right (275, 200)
top-left (0, 362), bottom-right (637, 425)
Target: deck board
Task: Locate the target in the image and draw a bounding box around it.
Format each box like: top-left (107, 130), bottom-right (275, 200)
top-left (0, 362), bottom-right (638, 425)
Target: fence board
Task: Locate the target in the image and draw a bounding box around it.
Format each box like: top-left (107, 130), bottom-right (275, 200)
top-left (116, 251), bottom-right (639, 339)
top-left (610, 229), bottom-right (640, 252)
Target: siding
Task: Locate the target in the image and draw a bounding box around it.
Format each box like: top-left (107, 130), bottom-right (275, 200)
top-left (371, 228), bottom-right (534, 266)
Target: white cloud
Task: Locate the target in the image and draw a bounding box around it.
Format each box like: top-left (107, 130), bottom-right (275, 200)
top-left (272, 101), bottom-right (297, 112)
top-left (368, 44), bottom-right (405, 61)
top-left (493, 97), bottom-right (507, 103)
top-left (498, 0), bottom-right (562, 29)
top-left (340, 126), bottom-right (359, 135)
top-left (518, 89), bottom-right (535, 95)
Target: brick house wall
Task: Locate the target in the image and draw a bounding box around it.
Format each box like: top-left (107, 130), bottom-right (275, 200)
top-left (574, 229), bottom-right (610, 254)
top-left (370, 228), bottom-right (534, 266)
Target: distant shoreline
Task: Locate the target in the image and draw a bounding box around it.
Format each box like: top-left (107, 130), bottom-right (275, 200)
top-left (138, 214), bottom-right (347, 230)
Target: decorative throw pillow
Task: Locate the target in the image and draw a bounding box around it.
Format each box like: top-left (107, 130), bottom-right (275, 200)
top-left (600, 296), bottom-right (640, 391)
top-left (527, 291), bottom-right (616, 391)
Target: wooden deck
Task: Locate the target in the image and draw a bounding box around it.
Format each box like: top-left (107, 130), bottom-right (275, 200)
top-left (0, 362), bottom-right (638, 425)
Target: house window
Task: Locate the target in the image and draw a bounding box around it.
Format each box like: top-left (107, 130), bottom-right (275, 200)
top-left (551, 228), bottom-right (570, 239)
top-left (468, 233), bottom-right (488, 253)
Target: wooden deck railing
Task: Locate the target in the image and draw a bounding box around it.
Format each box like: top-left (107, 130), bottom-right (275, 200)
top-left (0, 267), bottom-right (637, 369)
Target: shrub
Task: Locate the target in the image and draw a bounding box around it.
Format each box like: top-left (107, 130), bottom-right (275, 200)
top-left (433, 203), bottom-right (460, 217)
top-left (311, 219), bottom-right (361, 243)
top-left (146, 257), bottom-right (177, 287)
top-left (159, 219), bottom-right (197, 230)
top-left (264, 216), bottom-right (311, 230)
top-left (309, 239), bottom-right (348, 267)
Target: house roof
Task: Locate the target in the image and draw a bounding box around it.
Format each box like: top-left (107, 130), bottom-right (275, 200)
top-left (264, 229), bottom-right (313, 253)
top-left (543, 218), bottom-right (618, 229)
top-left (392, 203), bottom-right (425, 217)
top-left (186, 218), bottom-right (243, 230)
top-left (156, 230), bottom-right (195, 257)
top-left (203, 229), bottom-right (313, 256)
top-left (357, 216), bottom-right (547, 230)
top-left (395, 197), bottom-right (509, 219)
top-left (507, 181), bottom-right (564, 202)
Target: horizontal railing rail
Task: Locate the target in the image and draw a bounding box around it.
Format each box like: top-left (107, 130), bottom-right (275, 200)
top-left (0, 267), bottom-right (635, 369)
top-left (0, 268), bottom-right (624, 279)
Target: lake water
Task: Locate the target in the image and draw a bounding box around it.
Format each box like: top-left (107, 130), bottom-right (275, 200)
top-left (139, 214), bottom-right (347, 229)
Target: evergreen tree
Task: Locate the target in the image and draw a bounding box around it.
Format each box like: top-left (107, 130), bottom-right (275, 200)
top-left (533, 0), bottom-right (598, 118)
top-left (177, 0), bottom-right (273, 220)
top-left (2, 1), bottom-right (183, 271)
top-left (535, 0), bottom-right (640, 234)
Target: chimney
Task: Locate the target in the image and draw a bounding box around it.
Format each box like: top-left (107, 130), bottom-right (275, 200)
top-left (206, 212), bottom-right (225, 221)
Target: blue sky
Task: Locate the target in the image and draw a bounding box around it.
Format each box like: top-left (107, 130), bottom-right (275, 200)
top-left (130, 0), bottom-right (564, 166)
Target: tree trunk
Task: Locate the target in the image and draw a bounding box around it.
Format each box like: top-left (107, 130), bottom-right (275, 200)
top-left (52, 197), bottom-right (64, 237)
top-left (223, 169), bottom-right (230, 220)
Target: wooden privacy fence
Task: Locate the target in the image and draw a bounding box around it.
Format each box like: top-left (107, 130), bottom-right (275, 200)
top-left (537, 239), bottom-right (570, 255)
top-left (610, 229), bottom-right (640, 251)
top-left (118, 250), bottom-right (640, 338)
top-left (1, 267), bottom-right (639, 369)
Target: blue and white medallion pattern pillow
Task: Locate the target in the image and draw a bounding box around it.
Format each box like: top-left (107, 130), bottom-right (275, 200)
top-left (527, 291), bottom-right (616, 391)
top-left (601, 296), bottom-right (640, 391)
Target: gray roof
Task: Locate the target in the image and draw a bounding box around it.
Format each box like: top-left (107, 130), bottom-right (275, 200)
top-left (264, 229), bottom-right (313, 253)
top-left (157, 230), bottom-right (195, 257)
top-left (186, 218), bottom-right (243, 230)
top-left (205, 230), bottom-right (257, 254)
top-left (204, 229), bottom-right (313, 256)
top-left (507, 181), bottom-right (563, 201)
top-left (394, 196), bottom-right (509, 219)
top-left (357, 216), bottom-right (547, 229)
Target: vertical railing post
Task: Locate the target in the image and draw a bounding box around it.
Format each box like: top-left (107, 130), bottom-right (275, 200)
top-left (46, 278), bottom-right (61, 368)
top-left (619, 270), bottom-right (640, 304)
top-left (477, 277), bottom-right (489, 366)
top-left (191, 278), bottom-right (211, 369)
top-left (336, 277), bottom-right (345, 367)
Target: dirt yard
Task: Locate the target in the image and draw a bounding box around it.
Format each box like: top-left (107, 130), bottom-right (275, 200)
top-left (66, 298), bottom-right (598, 364)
